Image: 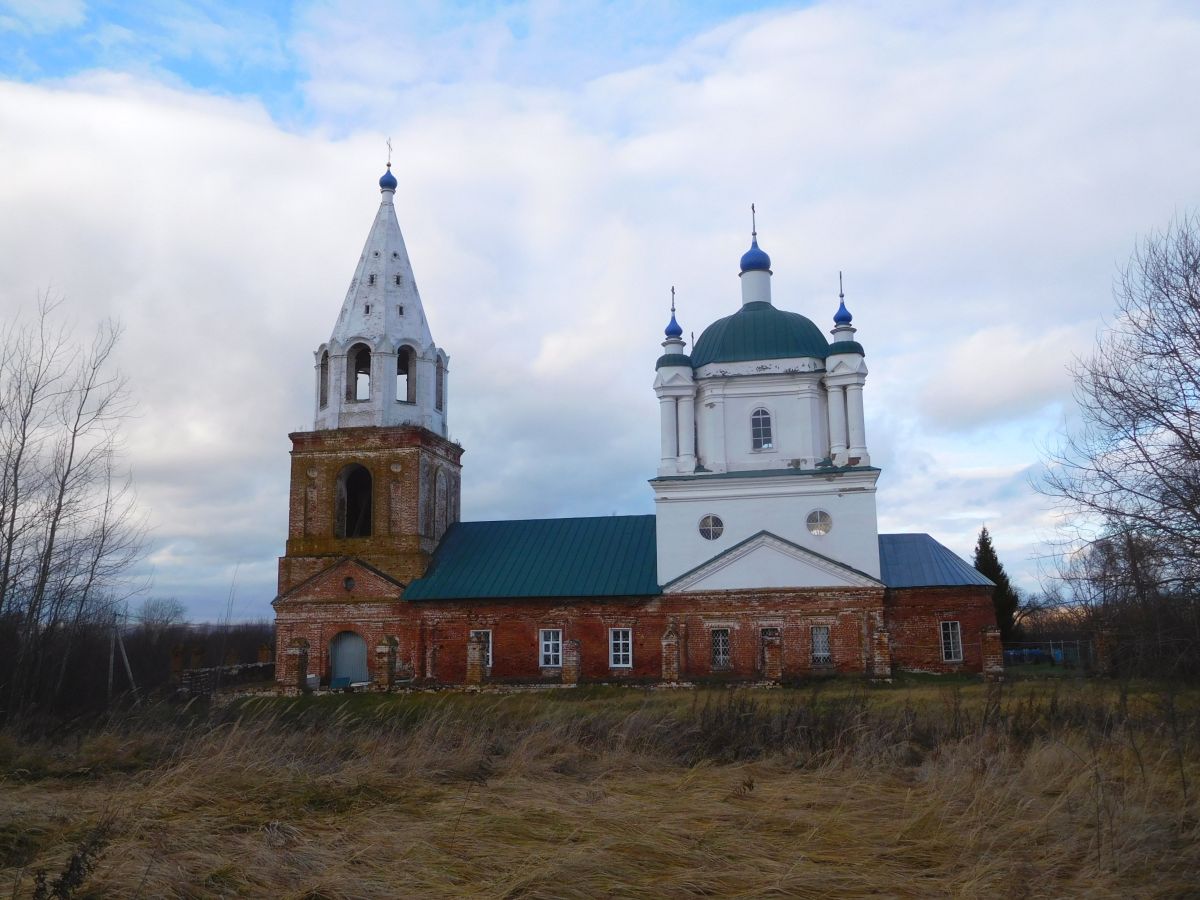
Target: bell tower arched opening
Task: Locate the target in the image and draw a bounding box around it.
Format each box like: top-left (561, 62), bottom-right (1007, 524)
top-left (348, 343), bottom-right (371, 402)
top-left (397, 346), bottom-right (416, 404)
top-left (318, 351), bottom-right (329, 409)
top-left (335, 463), bottom-right (373, 538)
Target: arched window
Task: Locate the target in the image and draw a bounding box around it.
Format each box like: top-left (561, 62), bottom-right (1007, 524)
top-left (318, 351), bottom-right (329, 409)
top-left (751, 408), bottom-right (773, 450)
top-left (397, 346), bottom-right (416, 403)
top-left (348, 343), bottom-right (371, 402)
top-left (435, 357), bottom-right (445, 411)
top-left (335, 463), bottom-right (372, 538)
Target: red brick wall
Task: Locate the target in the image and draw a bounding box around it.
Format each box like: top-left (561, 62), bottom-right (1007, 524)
top-left (274, 586), bottom-right (903, 686)
top-left (279, 425), bottom-right (463, 595)
top-left (885, 586), bottom-right (996, 674)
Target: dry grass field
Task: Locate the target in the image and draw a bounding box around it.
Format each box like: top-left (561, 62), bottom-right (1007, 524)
top-left (1, 675), bottom-right (1198, 898)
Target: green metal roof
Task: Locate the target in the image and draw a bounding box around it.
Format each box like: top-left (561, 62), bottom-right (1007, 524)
top-left (403, 517), bottom-right (990, 599)
top-left (826, 340), bottom-right (865, 356)
top-left (404, 515), bottom-right (661, 600)
top-left (655, 353), bottom-right (693, 369)
top-left (691, 301), bottom-right (830, 367)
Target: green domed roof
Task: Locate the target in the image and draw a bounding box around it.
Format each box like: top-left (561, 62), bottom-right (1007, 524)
top-left (690, 301), bottom-right (830, 367)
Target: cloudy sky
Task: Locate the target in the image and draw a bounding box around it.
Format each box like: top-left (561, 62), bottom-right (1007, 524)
top-left (1, 0), bottom-right (1198, 621)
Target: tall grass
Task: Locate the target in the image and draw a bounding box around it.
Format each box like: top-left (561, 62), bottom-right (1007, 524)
top-left (1, 680), bottom-right (1197, 897)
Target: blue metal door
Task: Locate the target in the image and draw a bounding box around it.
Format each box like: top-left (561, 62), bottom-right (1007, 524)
top-left (330, 631), bottom-right (368, 684)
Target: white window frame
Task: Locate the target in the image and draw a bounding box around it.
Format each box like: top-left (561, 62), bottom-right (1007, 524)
top-left (609, 628), bottom-right (632, 668)
top-left (540, 628), bottom-right (562, 668)
top-left (941, 621), bottom-right (963, 662)
top-left (711, 628), bottom-right (731, 670)
top-left (751, 407), bottom-right (774, 451)
top-left (811, 624), bottom-right (832, 666)
top-left (469, 629), bottom-right (493, 668)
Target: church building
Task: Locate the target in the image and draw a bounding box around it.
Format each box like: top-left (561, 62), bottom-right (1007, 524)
top-left (272, 166), bottom-right (1002, 690)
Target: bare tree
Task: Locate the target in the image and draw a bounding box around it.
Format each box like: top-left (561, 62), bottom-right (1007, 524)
top-left (1043, 213), bottom-right (1200, 675)
top-left (0, 297), bottom-right (145, 717)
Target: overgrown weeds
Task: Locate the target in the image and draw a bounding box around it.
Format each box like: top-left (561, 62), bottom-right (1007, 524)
top-left (2, 680), bottom-right (1198, 897)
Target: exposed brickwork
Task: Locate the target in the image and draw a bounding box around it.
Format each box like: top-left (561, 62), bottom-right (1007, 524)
top-left (272, 582), bottom-right (957, 686)
top-left (660, 623), bottom-right (680, 683)
top-left (279, 425), bottom-right (462, 595)
top-left (561, 640), bottom-right (581, 685)
top-left (981, 625), bottom-right (1005, 681)
top-left (274, 423), bottom-right (997, 687)
top-left (465, 632), bottom-right (486, 686)
top-left (884, 586), bottom-right (997, 674)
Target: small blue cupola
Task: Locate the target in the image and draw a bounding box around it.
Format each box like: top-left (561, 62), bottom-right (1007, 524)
top-left (833, 271), bottom-right (852, 324)
top-left (665, 311), bottom-right (683, 338)
top-left (739, 236), bottom-right (771, 273)
top-left (379, 163), bottom-right (397, 191)
top-left (739, 203), bottom-right (771, 274)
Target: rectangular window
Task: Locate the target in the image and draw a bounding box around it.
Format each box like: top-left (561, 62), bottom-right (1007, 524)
top-left (469, 629), bottom-right (493, 667)
top-left (711, 628), bottom-right (731, 670)
top-left (540, 629), bottom-right (562, 667)
top-left (941, 621), bottom-right (963, 662)
top-left (811, 625), bottom-right (832, 665)
top-left (609, 628), bottom-right (632, 668)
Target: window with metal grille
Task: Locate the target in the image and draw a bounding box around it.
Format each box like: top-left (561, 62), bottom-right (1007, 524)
top-left (751, 408), bottom-right (773, 450)
top-left (806, 510), bottom-right (832, 535)
top-left (609, 628), bottom-right (632, 668)
top-left (699, 514), bottom-right (724, 540)
top-left (711, 628), bottom-right (731, 670)
top-left (941, 621), bottom-right (963, 662)
top-left (540, 629), bottom-right (562, 667)
top-left (469, 629), bottom-right (493, 667)
top-left (811, 625), bottom-right (832, 665)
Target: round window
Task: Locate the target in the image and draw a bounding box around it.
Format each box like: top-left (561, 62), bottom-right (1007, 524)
top-left (806, 510), bottom-right (832, 536)
top-left (699, 514), bottom-right (724, 541)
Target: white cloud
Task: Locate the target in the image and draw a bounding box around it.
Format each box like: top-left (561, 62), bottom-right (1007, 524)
top-left (0, 0), bottom-right (84, 33)
top-left (3, 1), bottom-right (1200, 617)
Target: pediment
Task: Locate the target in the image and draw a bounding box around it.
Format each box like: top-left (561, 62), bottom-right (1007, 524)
top-left (274, 557), bottom-right (406, 605)
top-left (664, 530), bottom-right (883, 593)
top-left (654, 371), bottom-right (694, 389)
top-left (827, 358), bottom-right (867, 376)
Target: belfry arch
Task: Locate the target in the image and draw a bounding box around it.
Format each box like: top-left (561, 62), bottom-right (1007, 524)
top-left (348, 343), bottom-right (371, 401)
top-left (397, 345), bottom-right (417, 403)
top-left (335, 463), bottom-right (373, 538)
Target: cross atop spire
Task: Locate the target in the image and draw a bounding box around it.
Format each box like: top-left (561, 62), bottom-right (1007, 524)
top-left (664, 285), bottom-right (683, 340)
top-left (386, 136), bottom-right (392, 166)
top-left (751, 203), bottom-right (757, 238)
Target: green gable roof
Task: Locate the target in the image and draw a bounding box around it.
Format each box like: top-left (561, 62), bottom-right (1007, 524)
top-left (404, 515), bottom-right (661, 600)
top-left (691, 301), bottom-right (830, 367)
top-left (403, 517), bottom-right (991, 600)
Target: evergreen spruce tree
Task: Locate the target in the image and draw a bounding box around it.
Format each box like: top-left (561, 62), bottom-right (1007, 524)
top-left (973, 526), bottom-right (1021, 642)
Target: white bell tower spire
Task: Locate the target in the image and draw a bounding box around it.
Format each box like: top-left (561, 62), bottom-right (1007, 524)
top-left (314, 163), bottom-right (450, 437)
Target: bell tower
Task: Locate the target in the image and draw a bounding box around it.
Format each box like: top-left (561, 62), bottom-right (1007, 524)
top-left (277, 165), bottom-right (463, 595)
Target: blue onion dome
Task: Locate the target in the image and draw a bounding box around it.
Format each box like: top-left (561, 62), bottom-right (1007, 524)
top-left (739, 236), bottom-right (771, 273)
top-left (665, 311), bottom-right (683, 338)
top-left (379, 164), bottom-right (397, 190)
top-left (834, 299), bottom-right (852, 325)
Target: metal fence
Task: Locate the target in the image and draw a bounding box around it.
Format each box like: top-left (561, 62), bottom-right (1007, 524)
top-left (1002, 640), bottom-right (1094, 670)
